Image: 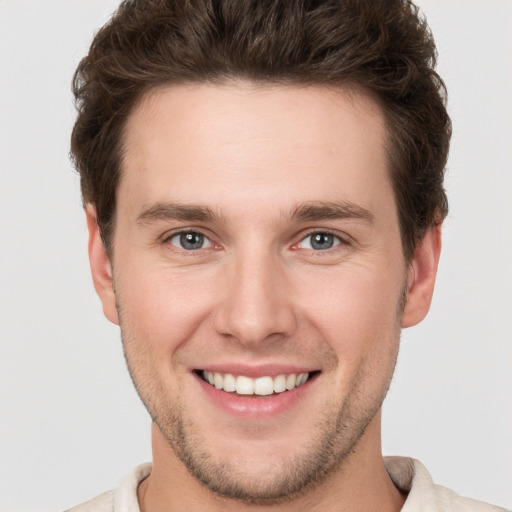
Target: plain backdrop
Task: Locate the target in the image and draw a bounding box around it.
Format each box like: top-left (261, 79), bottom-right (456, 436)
top-left (1, 1), bottom-right (511, 511)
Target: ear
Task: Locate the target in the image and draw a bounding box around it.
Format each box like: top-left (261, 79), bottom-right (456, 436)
top-left (85, 204), bottom-right (119, 325)
top-left (401, 223), bottom-right (442, 328)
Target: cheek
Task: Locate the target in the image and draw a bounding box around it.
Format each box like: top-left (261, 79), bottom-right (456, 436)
top-left (114, 261), bottom-right (218, 355)
top-left (298, 262), bottom-right (405, 358)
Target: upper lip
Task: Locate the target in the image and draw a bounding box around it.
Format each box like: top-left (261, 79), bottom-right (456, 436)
top-left (193, 363), bottom-right (318, 378)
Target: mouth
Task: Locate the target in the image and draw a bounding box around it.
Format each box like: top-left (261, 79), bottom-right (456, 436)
top-left (196, 370), bottom-right (321, 396)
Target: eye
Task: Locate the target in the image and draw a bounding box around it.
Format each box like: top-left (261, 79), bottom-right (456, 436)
top-left (298, 232), bottom-right (341, 251)
top-left (168, 231), bottom-right (212, 251)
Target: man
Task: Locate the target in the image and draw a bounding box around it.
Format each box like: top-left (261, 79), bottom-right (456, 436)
top-left (65, 1), bottom-right (506, 510)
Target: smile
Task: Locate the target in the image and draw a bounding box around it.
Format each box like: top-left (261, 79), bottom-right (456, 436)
top-left (200, 370), bottom-right (313, 396)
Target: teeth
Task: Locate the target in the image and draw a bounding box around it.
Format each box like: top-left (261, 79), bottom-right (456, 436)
top-left (285, 373), bottom-right (296, 390)
top-left (202, 371), bottom-right (310, 395)
top-left (273, 374), bottom-right (287, 393)
top-left (236, 375), bottom-right (254, 395)
top-left (254, 376), bottom-right (274, 395)
top-left (297, 372), bottom-right (308, 386)
top-left (223, 373), bottom-right (236, 392)
top-left (214, 372), bottom-right (223, 389)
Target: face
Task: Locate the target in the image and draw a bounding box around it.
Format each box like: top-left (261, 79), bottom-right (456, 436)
top-left (88, 83), bottom-right (439, 504)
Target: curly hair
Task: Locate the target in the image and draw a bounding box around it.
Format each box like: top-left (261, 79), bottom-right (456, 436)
top-left (71, 0), bottom-right (451, 260)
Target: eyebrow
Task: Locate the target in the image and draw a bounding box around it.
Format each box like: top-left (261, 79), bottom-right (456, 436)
top-left (291, 201), bottom-right (374, 223)
top-left (136, 203), bottom-right (220, 225)
top-left (136, 200), bottom-right (374, 226)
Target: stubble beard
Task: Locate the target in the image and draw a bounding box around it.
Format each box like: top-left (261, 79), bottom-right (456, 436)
top-left (118, 282), bottom-right (406, 505)
top-left (151, 383), bottom-right (393, 505)
top-left (121, 338), bottom-right (401, 505)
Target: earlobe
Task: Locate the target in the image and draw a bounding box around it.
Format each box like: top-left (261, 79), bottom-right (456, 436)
top-left (85, 204), bottom-right (119, 325)
top-left (401, 224), bottom-right (442, 328)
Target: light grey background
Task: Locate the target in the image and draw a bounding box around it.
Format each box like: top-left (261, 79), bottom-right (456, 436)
top-left (1, 1), bottom-right (510, 511)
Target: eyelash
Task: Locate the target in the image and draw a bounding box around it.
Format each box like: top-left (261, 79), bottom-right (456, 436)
top-left (295, 230), bottom-right (346, 252)
top-left (163, 228), bottom-right (349, 255)
top-left (164, 229), bottom-right (216, 253)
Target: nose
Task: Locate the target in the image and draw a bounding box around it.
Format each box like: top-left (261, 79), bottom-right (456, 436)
top-left (213, 251), bottom-right (298, 348)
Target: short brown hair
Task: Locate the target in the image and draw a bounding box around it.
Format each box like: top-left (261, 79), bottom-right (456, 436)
top-left (71, 0), bottom-right (451, 260)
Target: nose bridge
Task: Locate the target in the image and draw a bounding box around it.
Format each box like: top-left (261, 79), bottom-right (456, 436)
top-left (214, 243), bottom-right (296, 346)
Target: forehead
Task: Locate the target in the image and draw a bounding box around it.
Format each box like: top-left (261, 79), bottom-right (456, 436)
top-left (119, 82), bottom-right (392, 220)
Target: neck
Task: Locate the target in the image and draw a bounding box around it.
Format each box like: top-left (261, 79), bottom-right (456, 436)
top-left (138, 413), bottom-right (406, 512)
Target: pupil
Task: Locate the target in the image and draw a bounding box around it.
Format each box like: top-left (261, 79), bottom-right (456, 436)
top-left (180, 232), bottom-right (203, 250)
top-left (311, 233), bottom-right (333, 250)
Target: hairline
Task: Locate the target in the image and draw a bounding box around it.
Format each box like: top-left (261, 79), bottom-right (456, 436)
top-left (100, 78), bottom-right (417, 262)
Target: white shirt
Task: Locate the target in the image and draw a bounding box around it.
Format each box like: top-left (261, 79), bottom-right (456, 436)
top-left (65, 457), bottom-right (509, 511)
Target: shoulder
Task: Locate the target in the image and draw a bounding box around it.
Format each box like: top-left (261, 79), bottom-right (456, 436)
top-left (64, 490), bottom-right (113, 512)
top-left (432, 484), bottom-right (509, 512)
top-left (384, 457), bottom-right (509, 512)
top-left (63, 462), bottom-right (152, 512)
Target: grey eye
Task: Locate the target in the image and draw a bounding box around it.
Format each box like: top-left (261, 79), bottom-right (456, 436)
top-left (169, 232), bottom-right (212, 250)
top-left (299, 232), bottom-right (341, 251)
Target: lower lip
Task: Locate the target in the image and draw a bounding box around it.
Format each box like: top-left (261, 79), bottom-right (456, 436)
top-left (195, 373), bottom-right (316, 418)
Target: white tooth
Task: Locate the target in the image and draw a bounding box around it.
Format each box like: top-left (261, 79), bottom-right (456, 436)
top-left (205, 371), bottom-right (215, 385)
top-left (223, 373), bottom-right (236, 392)
top-left (297, 373), bottom-right (308, 386)
top-left (273, 374), bottom-right (287, 393)
top-left (254, 376), bottom-right (274, 395)
top-left (285, 374), bottom-right (296, 390)
top-left (236, 375), bottom-right (254, 395)
top-left (302, 372), bottom-right (310, 385)
top-left (214, 372), bottom-right (223, 389)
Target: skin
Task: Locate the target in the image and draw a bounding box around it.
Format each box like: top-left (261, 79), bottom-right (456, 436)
top-left (87, 83), bottom-right (441, 511)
